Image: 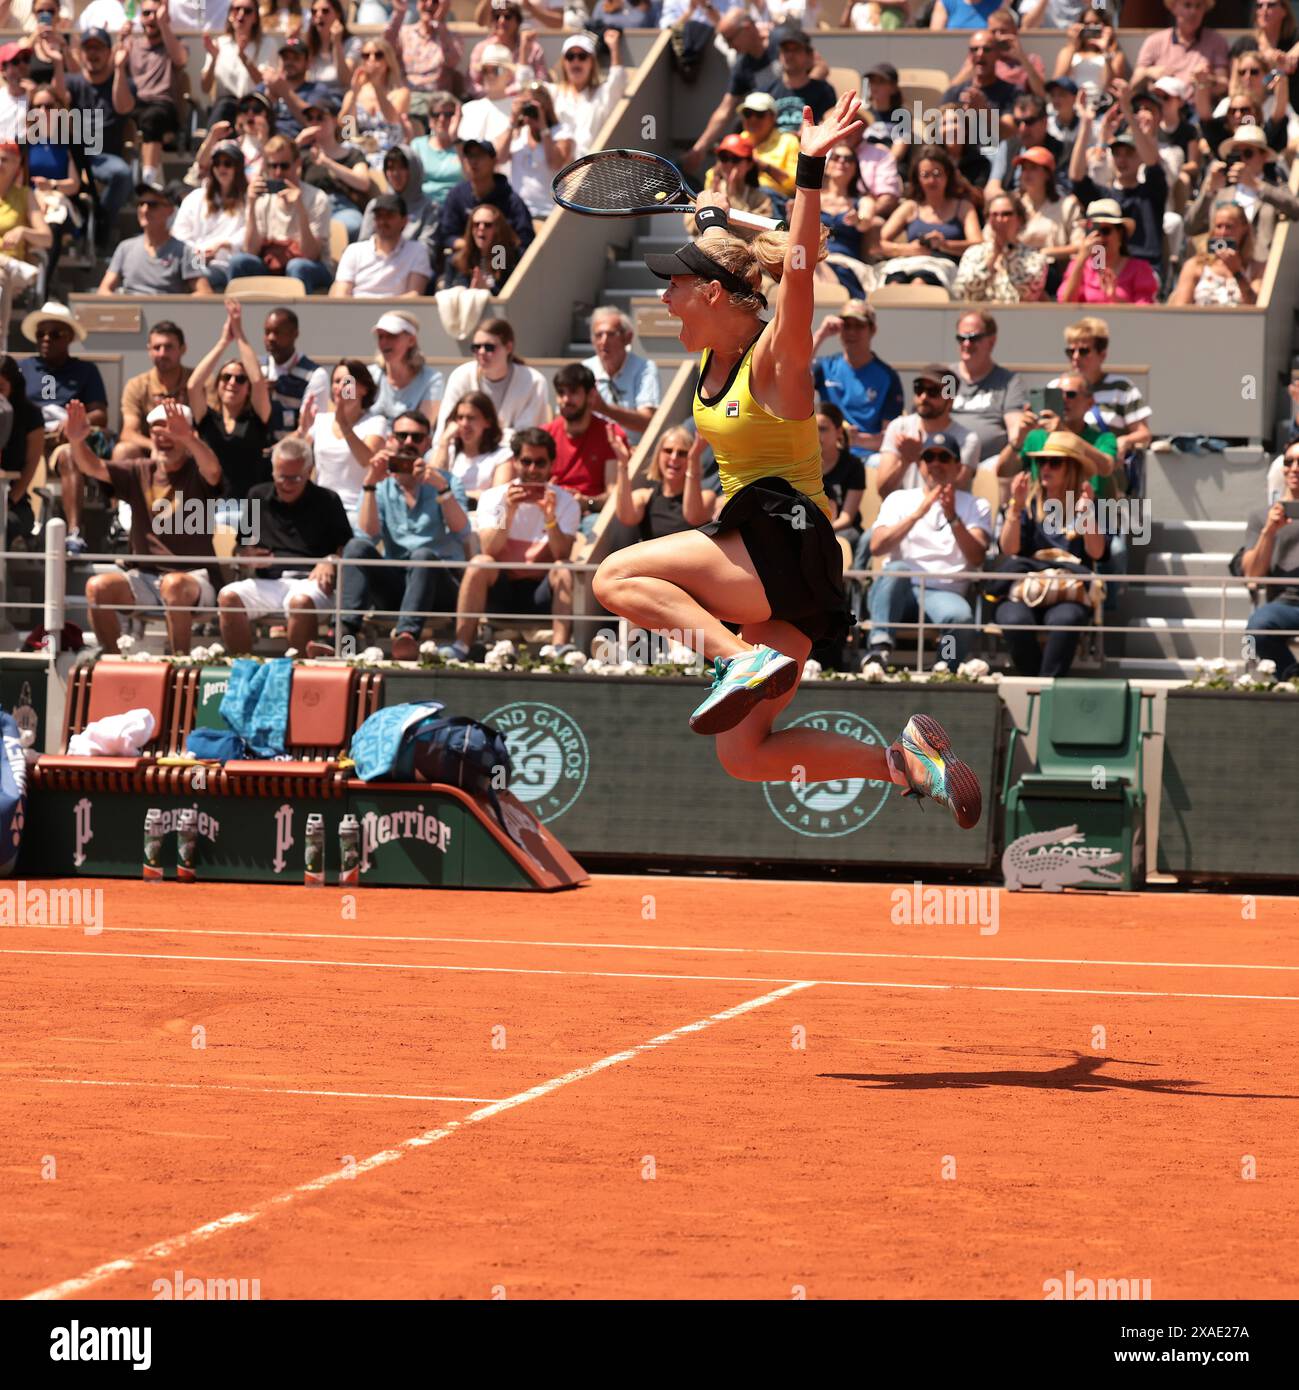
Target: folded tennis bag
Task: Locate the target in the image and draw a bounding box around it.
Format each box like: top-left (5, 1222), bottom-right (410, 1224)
top-left (0, 712), bottom-right (29, 877)
top-left (350, 703), bottom-right (515, 839)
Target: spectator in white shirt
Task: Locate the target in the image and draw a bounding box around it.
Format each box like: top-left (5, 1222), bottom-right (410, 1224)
top-left (200, 1), bottom-right (279, 130)
top-left (547, 30), bottom-right (627, 159)
top-left (436, 317), bottom-right (550, 442)
top-left (303, 357), bottom-right (387, 523)
top-left (437, 427), bottom-right (580, 659)
top-left (330, 193), bottom-right (432, 297)
top-left (863, 432), bottom-right (992, 668)
top-left (172, 140), bottom-right (248, 294)
top-left (496, 82), bottom-right (574, 219)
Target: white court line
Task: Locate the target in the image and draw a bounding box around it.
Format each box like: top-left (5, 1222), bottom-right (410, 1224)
top-left (4, 947), bottom-right (1299, 1004)
top-left (32, 1079), bottom-right (499, 1104)
top-left (24, 981), bottom-right (813, 1301)
top-left (18, 923), bottom-right (1298, 975)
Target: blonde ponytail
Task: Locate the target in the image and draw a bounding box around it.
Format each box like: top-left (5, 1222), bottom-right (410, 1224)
top-left (694, 223), bottom-right (830, 313)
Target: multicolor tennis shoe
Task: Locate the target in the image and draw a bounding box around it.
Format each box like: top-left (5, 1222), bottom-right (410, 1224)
top-left (887, 714), bottom-right (982, 830)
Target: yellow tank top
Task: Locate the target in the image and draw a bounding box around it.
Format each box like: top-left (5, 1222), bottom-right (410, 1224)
top-left (694, 334), bottom-right (831, 519)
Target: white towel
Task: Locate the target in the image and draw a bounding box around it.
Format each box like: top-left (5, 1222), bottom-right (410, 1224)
top-left (435, 286), bottom-right (491, 342)
top-left (67, 708), bottom-right (157, 758)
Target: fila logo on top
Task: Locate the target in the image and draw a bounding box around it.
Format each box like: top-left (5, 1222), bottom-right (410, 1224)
top-left (725, 401), bottom-right (739, 418)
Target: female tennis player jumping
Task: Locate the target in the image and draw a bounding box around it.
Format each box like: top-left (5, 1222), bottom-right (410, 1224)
top-left (591, 92), bottom-right (981, 829)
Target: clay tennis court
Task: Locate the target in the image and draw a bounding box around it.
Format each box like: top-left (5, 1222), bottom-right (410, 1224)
top-left (4, 876), bottom-right (1298, 1301)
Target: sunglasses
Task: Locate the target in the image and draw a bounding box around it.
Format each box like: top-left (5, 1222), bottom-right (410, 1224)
top-left (220, 371), bottom-right (249, 383)
top-left (433, 109), bottom-right (456, 118)
top-left (394, 429), bottom-right (429, 441)
top-left (472, 342), bottom-right (500, 353)
top-left (913, 381), bottom-right (945, 396)
top-left (213, 157), bottom-right (239, 167)
top-left (827, 152), bottom-right (855, 162)
top-left (660, 446), bottom-right (691, 458)
top-left (471, 218), bottom-right (496, 228)
top-left (715, 152), bottom-right (742, 164)
top-left (1037, 458), bottom-right (1066, 468)
top-left (563, 52), bottom-right (591, 61)
top-left (362, 50), bottom-right (384, 58)
top-left (1014, 115), bottom-right (1043, 126)
top-left (1281, 457), bottom-right (1299, 467)
top-left (920, 451), bottom-right (955, 462)
top-left (968, 47), bottom-right (993, 56)
top-left (265, 161), bottom-right (291, 171)
top-left (1085, 221), bottom-right (1120, 233)
top-left (956, 331), bottom-right (988, 343)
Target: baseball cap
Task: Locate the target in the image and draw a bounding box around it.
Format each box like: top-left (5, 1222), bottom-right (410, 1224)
top-left (920, 432), bottom-right (959, 459)
top-left (771, 24), bottom-right (811, 48)
top-left (82, 27), bottom-right (112, 47)
top-left (1108, 129), bottom-right (1137, 149)
top-left (146, 403), bottom-right (194, 427)
top-left (135, 181), bottom-right (177, 205)
top-left (371, 192), bottom-right (408, 217)
top-left (279, 37), bottom-right (307, 54)
top-left (561, 33), bottom-right (597, 58)
top-left (1013, 145), bottom-right (1056, 172)
top-left (459, 137), bottom-right (496, 158)
top-left (839, 301), bottom-right (876, 324)
top-left (1153, 75), bottom-right (1190, 101)
top-left (865, 62), bottom-right (898, 84)
top-left (739, 92), bottom-right (777, 114)
top-left (0, 41), bottom-right (31, 64)
top-left (239, 91), bottom-right (273, 114)
top-left (1045, 76), bottom-right (1078, 95)
top-left (210, 139), bottom-right (242, 162)
top-left (479, 41), bottom-right (516, 67)
top-left (717, 133), bottom-right (754, 159)
top-left (915, 363), bottom-right (951, 387)
top-left (373, 311), bottom-right (420, 337)
top-left (302, 88), bottom-right (341, 117)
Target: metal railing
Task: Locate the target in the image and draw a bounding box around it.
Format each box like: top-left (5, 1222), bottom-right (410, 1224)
top-left (5, 530), bottom-right (1299, 669)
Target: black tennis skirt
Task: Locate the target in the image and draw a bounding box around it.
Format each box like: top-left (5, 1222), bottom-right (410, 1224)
top-left (698, 477), bottom-right (850, 646)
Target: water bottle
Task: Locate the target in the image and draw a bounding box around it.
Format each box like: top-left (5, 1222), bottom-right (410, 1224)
top-left (338, 814), bottom-right (360, 887)
top-left (176, 808), bottom-right (198, 883)
top-left (143, 809), bottom-right (164, 882)
top-left (304, 813), bottom-right (325, 886)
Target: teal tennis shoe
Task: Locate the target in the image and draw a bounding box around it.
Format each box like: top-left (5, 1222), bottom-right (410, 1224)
top-left (689, 645), bottom-right (800, 736)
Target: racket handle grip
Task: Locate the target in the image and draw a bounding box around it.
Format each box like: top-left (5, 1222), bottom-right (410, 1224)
top-left (728, 208), bottom-right (783, 232)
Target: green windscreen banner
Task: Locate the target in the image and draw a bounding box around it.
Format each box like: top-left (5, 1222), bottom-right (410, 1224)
top-left (1158, 691), bottom-right (1299, 879)
top-left (380, 672), bottom-right (1001, 869)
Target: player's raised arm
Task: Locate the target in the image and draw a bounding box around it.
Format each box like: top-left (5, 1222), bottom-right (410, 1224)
top-left (758, 92), bottom-right (865, 413)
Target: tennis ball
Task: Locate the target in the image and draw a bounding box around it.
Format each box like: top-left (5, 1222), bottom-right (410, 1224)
top-left (655, 191), bottom-right (667, 201)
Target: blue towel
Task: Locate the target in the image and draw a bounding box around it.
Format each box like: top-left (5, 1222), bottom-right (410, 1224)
top-left (219, 659), bottom-right (293, 758)
top-left (350, 701), bottom-right (445, 782)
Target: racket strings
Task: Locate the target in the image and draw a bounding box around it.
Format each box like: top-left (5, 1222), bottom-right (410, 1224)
top-left (554, 154), bottom-right (685, 213)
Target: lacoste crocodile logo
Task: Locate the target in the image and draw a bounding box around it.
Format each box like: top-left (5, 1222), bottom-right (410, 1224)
top-left (1002, 824), bottom-right (1122, 892)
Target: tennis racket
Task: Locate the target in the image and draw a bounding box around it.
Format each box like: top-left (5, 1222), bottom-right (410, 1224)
top-left (552, 149), bottom-right (782, 231)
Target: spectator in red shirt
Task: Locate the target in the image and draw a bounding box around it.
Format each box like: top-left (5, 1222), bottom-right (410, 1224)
top-left (545, 362), bottom-right (628, 538)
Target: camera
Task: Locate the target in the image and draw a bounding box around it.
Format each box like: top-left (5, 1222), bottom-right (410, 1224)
top-left (388, 447), bottom-right (421, 473)
top-left (1207, 236), bottom-right (1238, 254)
top-left (1081, 24), bottom-right (1101, 39)
top-left (265, 178), bottom-right (287, 195)
top-left (521, 103), bottom-right (540, 119)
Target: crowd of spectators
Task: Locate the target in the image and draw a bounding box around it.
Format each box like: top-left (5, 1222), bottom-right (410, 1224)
top-left (2, 0), bottom-right (1295, 678)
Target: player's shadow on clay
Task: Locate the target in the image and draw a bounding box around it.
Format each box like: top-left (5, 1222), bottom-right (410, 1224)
top-left (820, 1053), bottom-right (1299, 1100)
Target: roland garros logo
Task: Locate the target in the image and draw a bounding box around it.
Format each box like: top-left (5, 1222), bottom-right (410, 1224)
top-left (485, 700), bottom-right (589, 824)
top-left (763, 710), bottom-right (892, 838)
